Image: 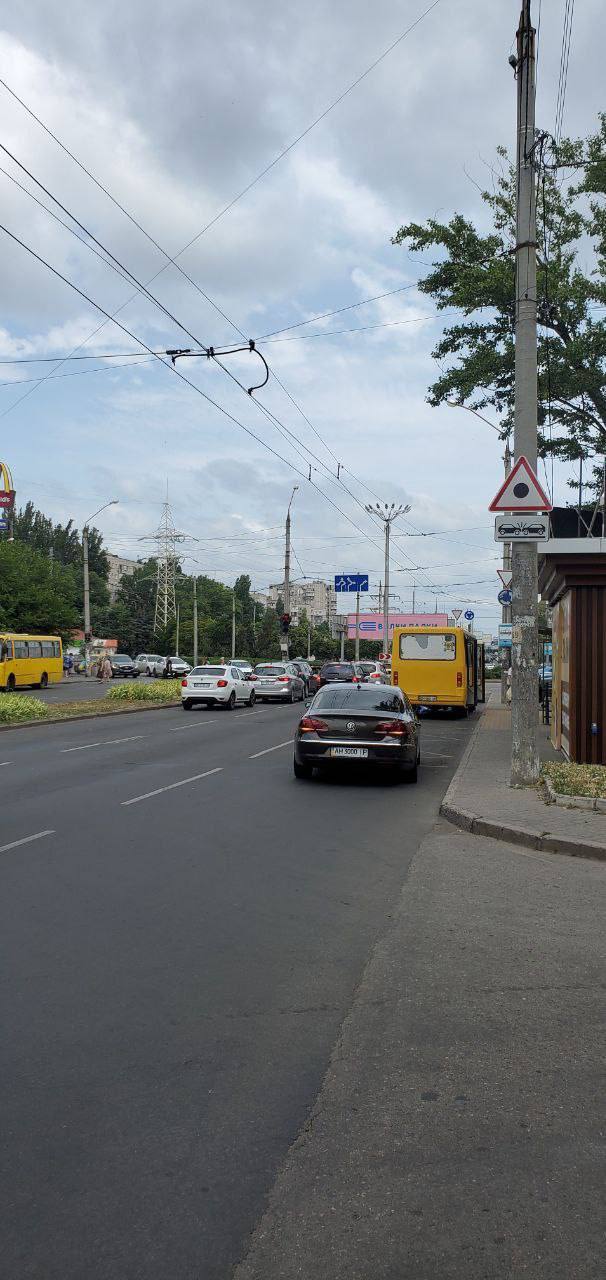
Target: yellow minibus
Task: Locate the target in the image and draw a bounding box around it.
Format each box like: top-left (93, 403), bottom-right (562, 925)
top-left (0, 633), bottom-right (63, 691)
top-left (391, 626), bottom-right (485, 716)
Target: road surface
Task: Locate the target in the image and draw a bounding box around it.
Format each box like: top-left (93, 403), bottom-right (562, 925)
top-left (0, 699), bottom-right (474, 1279)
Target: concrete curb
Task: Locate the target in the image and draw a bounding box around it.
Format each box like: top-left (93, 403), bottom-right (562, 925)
top-left (439, 710), bottom-right (606, 863)
top-left (0, 702), bottom-right (179, 733)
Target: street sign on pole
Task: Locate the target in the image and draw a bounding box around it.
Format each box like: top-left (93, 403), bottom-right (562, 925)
top-left (499, 623), bottom-right (512, 649)
top-left (464, 610), bottom-right (475, 621)
top-left (334, 574), bottom-right (369, 593)
top-left (451, 608), bottom-right (462, 621)
top-left (494, 514), bottom-right (549, 542)
top-left (497, 568), bottom-right (513, 589)
top-left (489, 454), bottom-right (552, 512)
top-left (498, 589), bottom-right (512, 606)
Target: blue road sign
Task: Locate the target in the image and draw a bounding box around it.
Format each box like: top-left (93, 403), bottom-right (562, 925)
top-left (334, 574), bottom-right (369, 593)
top-left (497, 589), bottom-right (512, 605)
top-left (464, 609), bottom-right (475, 621)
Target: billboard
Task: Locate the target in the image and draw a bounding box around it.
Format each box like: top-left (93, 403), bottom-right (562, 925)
top-left (347, 612), bottom-right (449, 638)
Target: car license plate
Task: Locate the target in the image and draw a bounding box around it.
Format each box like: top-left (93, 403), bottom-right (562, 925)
top-left (419, 695), bottom-right (437, 702)
top-left (331, 746), bottom-right (368, 758)
top-left (194, 681), bottom-right (211, 687)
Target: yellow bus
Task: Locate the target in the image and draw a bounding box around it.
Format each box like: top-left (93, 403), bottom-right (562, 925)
top-left (391, 626), bottom-right (485, 716)
top-left (0, 633), bottom-right (63, 691)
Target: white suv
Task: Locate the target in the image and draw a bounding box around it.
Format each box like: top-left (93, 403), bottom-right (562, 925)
top-left (134, 653), bottom-right (164, 676)
top-left (181, 664), bottom-right (257, 710)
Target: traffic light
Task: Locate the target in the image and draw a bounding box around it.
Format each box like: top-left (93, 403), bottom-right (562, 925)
top-left (280, 613), bottom-right (291, 635)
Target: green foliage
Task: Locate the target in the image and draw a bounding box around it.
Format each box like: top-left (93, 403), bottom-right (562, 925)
top-left (8, 500), bottom-right (110, 622)
top-left (0, 541), bottom-right (80, 637)
top-left (0, 693), bottom-right (50, 722)
top-left (392, 117), bottom-right (606, 479)
top-left (106, 680), bottom-right (182, 702)
top-left (541, 760), bottom-right (606, 799)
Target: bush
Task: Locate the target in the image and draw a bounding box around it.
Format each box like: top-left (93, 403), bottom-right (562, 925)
top-left (106, 679), bottom-right (182, 703)
top-left (0, 694), bottom-right (51, 723)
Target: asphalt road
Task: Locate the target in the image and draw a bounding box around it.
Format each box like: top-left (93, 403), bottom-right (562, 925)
top-left (0, 699), bottom-right (475, 1280)
top-left (12, 675), bottom-right (159, 703)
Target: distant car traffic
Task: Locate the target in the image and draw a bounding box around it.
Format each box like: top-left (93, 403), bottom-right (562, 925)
top-left (356, 660), bottom-right (389, 682)
top-left (318, 661), bottom-right (368, 687)
top-left (181, 664), bottom-right (257, 710)
top-left (134, 653), bottom-right (164, 676)
top-left (231, 659), bottom-right (254, 677)
top-left (109, 654), bottom-right (140, 678)
top-left (289, 659), bottom-right (313, 693)
top-left (293, 682), bottom-right (420, 782)
top-left (150, 656), bottom-right (192, 678)
top-left (253, 663), bottom-right (305, 702)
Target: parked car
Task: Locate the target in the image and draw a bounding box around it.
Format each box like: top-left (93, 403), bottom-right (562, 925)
top-left (293, 682), bottom-right (420, 782)
top-left (109, 654), bottom-right (140, 678)
top-left (181, 664), bottom-right (257, 710)
top-left (134, 653), bottom-right (164, 676)
top-left (231, 659), bottom-right (254, 677)
top-left (150, 655), bottom-right (192, 678)
top-left (318, 661), bottom-right (368, 687)
top-left (253, 662), bottom-right (305, 702)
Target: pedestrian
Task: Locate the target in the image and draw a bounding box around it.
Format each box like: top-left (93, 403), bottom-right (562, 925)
top-left (66, 653), bottom-right (74, 677)
top-left (101, 654), bottom-right (112, 680)
top-left (164, 656), bottom-right (173, 679)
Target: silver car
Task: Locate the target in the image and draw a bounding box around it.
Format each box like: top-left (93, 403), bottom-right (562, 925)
top-left (135, 653), bottom-right (164, 676)
top-left (253, 662), bottom-right (305, 703)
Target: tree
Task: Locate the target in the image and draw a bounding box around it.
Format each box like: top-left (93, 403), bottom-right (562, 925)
top-left (0, 541), bottom-right (79, 638)
top-left (392, 117), bottom-right (606, 480)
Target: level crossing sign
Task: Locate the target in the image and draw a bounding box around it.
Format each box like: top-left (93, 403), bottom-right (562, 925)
top-left (489, 455), bottom-right (552, 513)
top-left (334, 574), bottom-right (369, 593)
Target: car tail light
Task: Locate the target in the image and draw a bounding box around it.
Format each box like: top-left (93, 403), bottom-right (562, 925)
top-left (352, 676), bottom-right (361, 683)
top-left (217, 679), bottom-right (228, 688)
top-left (248, 674), bottom-right (258, 681)
top-left (181, 678), bottom-right (188, 687)
top-left (277, 676), bottom-right (290, 683)
top-left (393, 670), bottom-right (398, 684)
top-left (369, 671), bottom-right (381, 679)
top-left (457, 672), bottom-right (463, 687)
top-left (299, 716), bottom-right (328, 732)
top-left (374, 720), bottom-right (408, 737)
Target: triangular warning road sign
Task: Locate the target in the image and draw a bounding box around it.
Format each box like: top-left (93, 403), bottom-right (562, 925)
top-left (451, 608), bottom-right (462, 620)
top-left (489, 455), bottom-right (552, 512)
top-left (497, 569), bottom-right (513, 589)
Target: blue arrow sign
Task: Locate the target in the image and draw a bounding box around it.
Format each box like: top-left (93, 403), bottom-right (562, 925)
top-left (464, 609), bottom-right (475, 621)
top-left (498, 589), bottom-right (512, 605)
top-left (334, 574), bottom-right (369, 593)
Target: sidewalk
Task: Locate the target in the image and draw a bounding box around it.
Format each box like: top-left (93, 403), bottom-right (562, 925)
top-left (234, 819), bottom-right (605, 1279)
top-left (441, 696), bottom-right (606, 861)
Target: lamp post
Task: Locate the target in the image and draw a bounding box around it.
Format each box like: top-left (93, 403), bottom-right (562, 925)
top-left (83, 500), bottom-right (118, 675)
top-left (283, 485), bottom-right (298, 658)
top-left (446, 400), bottom-right (512, 701)
top-left (365, 502), bottom-right (410, 663)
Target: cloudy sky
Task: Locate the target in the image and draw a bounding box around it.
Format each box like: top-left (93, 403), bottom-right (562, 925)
top-left (0, 0), bottom-right (602, 633)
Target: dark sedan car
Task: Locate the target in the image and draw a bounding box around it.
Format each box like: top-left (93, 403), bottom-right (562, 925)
top-left (293, 683), bottom-right (420, 782)
top-left (109, 654), bottom-right (139, 678)
top-left (318, 661), bottom-right (367, 687)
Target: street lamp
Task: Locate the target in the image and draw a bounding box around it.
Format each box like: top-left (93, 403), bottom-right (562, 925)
top-left (283, 485), bottom-right (298, 657)
top-left (83, 500), bottom-right (118, 675)
top-left (446, 399), bottom-right (511, 470)
top-left (365, 502), bottom-right (411, 660)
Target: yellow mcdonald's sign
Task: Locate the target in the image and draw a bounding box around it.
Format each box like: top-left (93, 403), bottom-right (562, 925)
top-left (0, 462), bottom-right (15, 513)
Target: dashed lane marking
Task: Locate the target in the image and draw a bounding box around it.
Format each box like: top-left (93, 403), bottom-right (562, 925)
top-left (169, 719), bottom-right (219, 732)
top-left (0, 829), bottom-right (55, 854)
top-left (249, 740), bottom-right (293, 759)
top-left (61, 735), bottom-right (145, 753)
top-left (121, 767), bottom-right (222, 807)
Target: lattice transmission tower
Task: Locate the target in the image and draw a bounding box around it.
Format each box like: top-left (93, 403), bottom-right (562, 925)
top-left (153, 499), bottom-right (185, 633)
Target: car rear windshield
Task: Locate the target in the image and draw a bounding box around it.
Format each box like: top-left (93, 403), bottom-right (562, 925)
top-left (192, 666), bottom-right (226, 675)
top-left (313, 687), bottom-right (406, 712)
top-left (255, 665), bottom-right (286, 675)
top-left (113, 656), bottom-right (131, 663)
top-left (357, 662), bottom-right (376, 673)
top-left (399, 633), bottom-right (457, 661)
top-left (321, 664), bottom-right (354, 676)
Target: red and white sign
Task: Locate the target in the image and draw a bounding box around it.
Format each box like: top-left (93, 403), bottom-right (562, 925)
top-left (489, 455), bottom-right (552, 513)
top-left (497, 569), bottom-right (513, 589)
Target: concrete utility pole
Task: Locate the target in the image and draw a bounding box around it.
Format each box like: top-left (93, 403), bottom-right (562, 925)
top-left (511, 0), bottom-right (539, 785)
top-left (365, 502), bottom-right (410, 661)
top-left (193, 577), bottom-right (198, 668)
top-left (231, 589), bottom-right (236, 660)
top-left (501, 440), bottom-right (512, 705)
top-left (82, 500), bottom-right (118, 676)
top-left (176, 604), bottom-right (180, 656)
top-left (283, 485), bottom-right (298, 659)
top-left (354, 588), bottom-right (361, 660)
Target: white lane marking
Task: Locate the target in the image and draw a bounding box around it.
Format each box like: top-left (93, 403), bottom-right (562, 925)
top-left (0, 761), bottom-right (12, 767)
top-left (0, 829), bottom-right (54, 854)
top-left (423, 752), bottom-right (453, 759)
top-left (61, 735), bottom-right (144, 754)
top-left (121, 767), bottom-right (222, 807)
top-left (233, 709), bottom-right (265, 718)
top-left (169, 719), bottom-right (219, 732)
top-left (249, 740), bottom-right (292, 759)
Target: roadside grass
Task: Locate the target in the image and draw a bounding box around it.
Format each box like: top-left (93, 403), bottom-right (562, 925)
top-left (541, 760), bottom-right (606, 799)
top-left (0, 694), bottom-right (50, 723)
top-left (106, 680), bottom-right (182, 703)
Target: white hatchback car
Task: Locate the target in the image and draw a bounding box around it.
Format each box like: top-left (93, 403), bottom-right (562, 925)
top-left (181, 664), bottom-right (257, 710)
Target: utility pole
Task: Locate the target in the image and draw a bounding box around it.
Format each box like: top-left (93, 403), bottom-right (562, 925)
top-left (366, 502), bottom-right (410, 662)
top-left (83, 525), bottom-right (91, 677)
top-left (501, 440), bottom-right (512, 705)
top-left (511, 0), bottom-right (539, 785)
top-left (231, 589), bottom-right (236, 660)
top-left (175, 604), bottom-right (180, 656)
top-left (193, 577), bottom-right (198, 667)
top-left (412, 583), bottom-right (416, 614)
top-left (354, 587), bottom-right (361, 661)
top-left (283, 485), bottom-right (298, 659)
